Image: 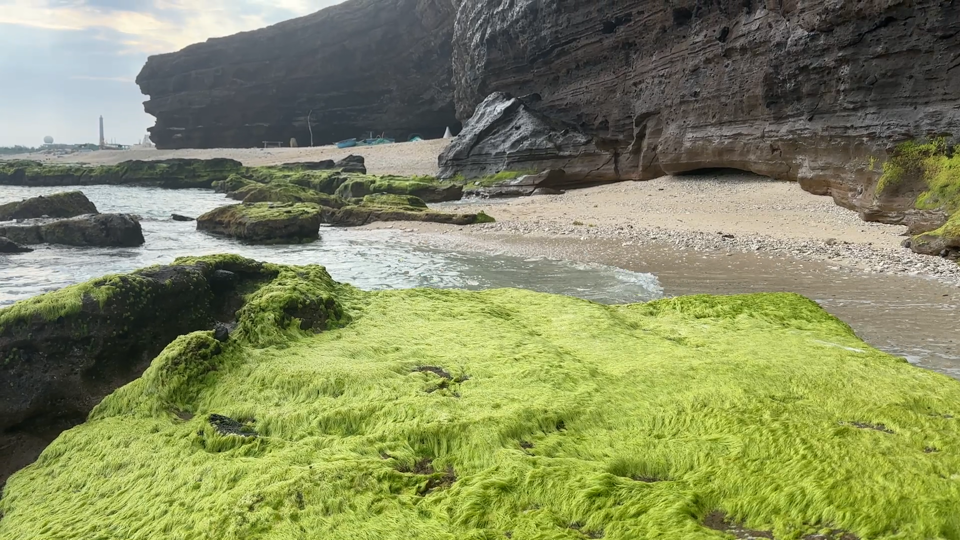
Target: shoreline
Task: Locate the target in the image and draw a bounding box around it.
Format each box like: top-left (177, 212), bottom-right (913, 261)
top-left (413, 172), bottom-right (960, 287)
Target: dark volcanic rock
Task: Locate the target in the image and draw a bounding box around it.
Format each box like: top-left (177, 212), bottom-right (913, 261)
top-left (335, 155), bottom-right (367, 174)
top-left (280, 161), bottom-right (336, 171)
top-left (136, 0), bottom-right (460, 149)
top-left (0, 214), bottom-right (145, 247)
top-left (0, 191), bottom-right (98, 221)
top-left (450, 0), bottom-right (960, 223)
top-left (0, 257), bottom-right (277, 486)
top-left (196, 203), bottom-right (322, 244)
top-left (0, 237), bottom-right (32, 254)
top-left (171, 213), bottom-right (195, 222)
top-left (439, 93), bottom-right (622, 184)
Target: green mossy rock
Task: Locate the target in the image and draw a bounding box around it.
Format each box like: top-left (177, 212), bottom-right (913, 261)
top-left (0, 159), bottom-right (244, 188)
top-left (361, 193), bottom-right (430, 210)
top-left (320, 205), bottom-right (492, 227)
top-left (196, 203), bottom-right (322, 244)
top-left (0, 191), bottom-right (98, 221)
top-left (1, 265), bottom-right (960, 539)
top-left (879, 140), bottom-right (960, 258)
top-left (228, 183), bottom-right (345, 208)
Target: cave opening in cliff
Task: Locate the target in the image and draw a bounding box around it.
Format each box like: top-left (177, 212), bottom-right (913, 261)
top-left (674, 167), bottom-right (770, 181)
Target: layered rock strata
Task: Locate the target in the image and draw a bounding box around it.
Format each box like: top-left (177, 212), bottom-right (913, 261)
top-left (447, 0), bottom-right (960, 234)
top-left (136, 0), bottom-right (459, 149)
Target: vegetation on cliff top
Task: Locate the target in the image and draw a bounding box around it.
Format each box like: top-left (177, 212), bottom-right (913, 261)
top-left (2, 261), bottom-right (959, 539)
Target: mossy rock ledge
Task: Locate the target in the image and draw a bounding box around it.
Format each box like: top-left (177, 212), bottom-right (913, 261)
top-left (0, 191), bottom-right (98, 221)
top-left (196, 203), bottom-right (323, 244)
top-left (0, 158), bottom-right (244, 188)
top-left (3, 256), bottom-right (960, 539)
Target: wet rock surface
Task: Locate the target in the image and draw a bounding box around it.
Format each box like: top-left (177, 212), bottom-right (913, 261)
top-left (0, 236), bottom-right (32, 254)
top-left (0, 257), bottom-right (276, 487)
top-left (0, 214), bottom-right (145, 248)
top-left (136, 0), bottom-right (460, 149)
top-left (0, 191), bottom-right (98, 221)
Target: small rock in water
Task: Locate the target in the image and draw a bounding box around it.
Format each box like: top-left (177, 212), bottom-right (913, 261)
top-left (171, 214), bottom-right (195, 222)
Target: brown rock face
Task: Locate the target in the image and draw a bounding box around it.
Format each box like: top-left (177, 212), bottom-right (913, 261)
top-left (450, 0), bottom-right (960, 220)
top-left (136, 0), bottom-right (460, 149)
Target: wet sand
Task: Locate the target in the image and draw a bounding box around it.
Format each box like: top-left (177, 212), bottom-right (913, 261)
top-left (382, 229), bottom-right (960, 379)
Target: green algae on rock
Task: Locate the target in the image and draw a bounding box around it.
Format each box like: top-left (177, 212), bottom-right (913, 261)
top-left (196, 203), bottom-right (322, 244)
top-left (0, 158), bottom-right (244, 188)
top-left (321, 195), bottom-right (494, 227)
top-left (227, 182), bottom-right (345, 208)
top-left (2, 265), bottom-right (960, 539)
top-left (0, 191), bottom-right (98, 221)
top-left (875, 139), bottom-right (960, 259)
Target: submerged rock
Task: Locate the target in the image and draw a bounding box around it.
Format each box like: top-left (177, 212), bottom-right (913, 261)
top-left (0, 236), bottom-right (32, 253)
top-left (171, 213), bottom-right (195, 222)
top-left (1, 267), bottom-right (959, 537)
top-left (196, 203), bottom-right (323, 244)
top-left (0, 191), bottom-right (98, 221)
top-left (0, 214), bottom-right (145, 247)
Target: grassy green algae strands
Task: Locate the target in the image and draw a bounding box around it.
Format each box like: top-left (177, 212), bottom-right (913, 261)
top-left (1, 257), bottom-right (960, 539)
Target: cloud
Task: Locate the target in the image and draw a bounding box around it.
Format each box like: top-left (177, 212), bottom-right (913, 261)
top-left (0, 0), bottom-right (339, 55)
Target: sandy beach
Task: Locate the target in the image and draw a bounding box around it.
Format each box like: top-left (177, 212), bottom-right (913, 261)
top-left (11, 139), bottom-right (449, 177)
top-left (9, 141), bottom-right (959, 286)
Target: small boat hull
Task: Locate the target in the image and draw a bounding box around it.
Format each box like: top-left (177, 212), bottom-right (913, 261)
top-left (336, 138), bottom-right (357, 149)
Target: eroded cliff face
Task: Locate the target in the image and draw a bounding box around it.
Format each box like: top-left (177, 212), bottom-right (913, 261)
top-left (451, 0), bottom-right (960, 224)
top-left (137, 0), bottom-right (459, 149)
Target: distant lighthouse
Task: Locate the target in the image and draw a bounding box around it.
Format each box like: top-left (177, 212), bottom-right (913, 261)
top-left (99, 116), bottom-right (105, 149)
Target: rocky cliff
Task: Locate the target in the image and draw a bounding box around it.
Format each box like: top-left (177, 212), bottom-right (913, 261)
top-left (449, 0), bottom-right (960, 227)
top-left (137, 0), bottom-right (459, 149)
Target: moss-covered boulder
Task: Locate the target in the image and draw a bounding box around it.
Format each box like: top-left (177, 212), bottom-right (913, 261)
top-left (196, 203), bottom-right (322, 244)
top-left (0, 191), bottom-right (98, 221)
top-left (334, 175), bottom-right (463, 202)
top-left (2, 269), bottom-right (960, 538)
top-left (0, 158), bottom-right (243, 188)
top-left (910, 215), bottom-right (960, 259)
top-left (874, 139), bottom-right (960, 258)
top-left (0, 256), bottom-right (303, 486)
top-left (0, 214), bottom-right (144, 247)
top-left (228, 183), bottom-right (345, 208)
top-left (321, 194), bottom-right (494, 227)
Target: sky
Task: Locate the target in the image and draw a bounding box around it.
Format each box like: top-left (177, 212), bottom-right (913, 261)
top-left (0, 0), bottom-right (343, 147)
